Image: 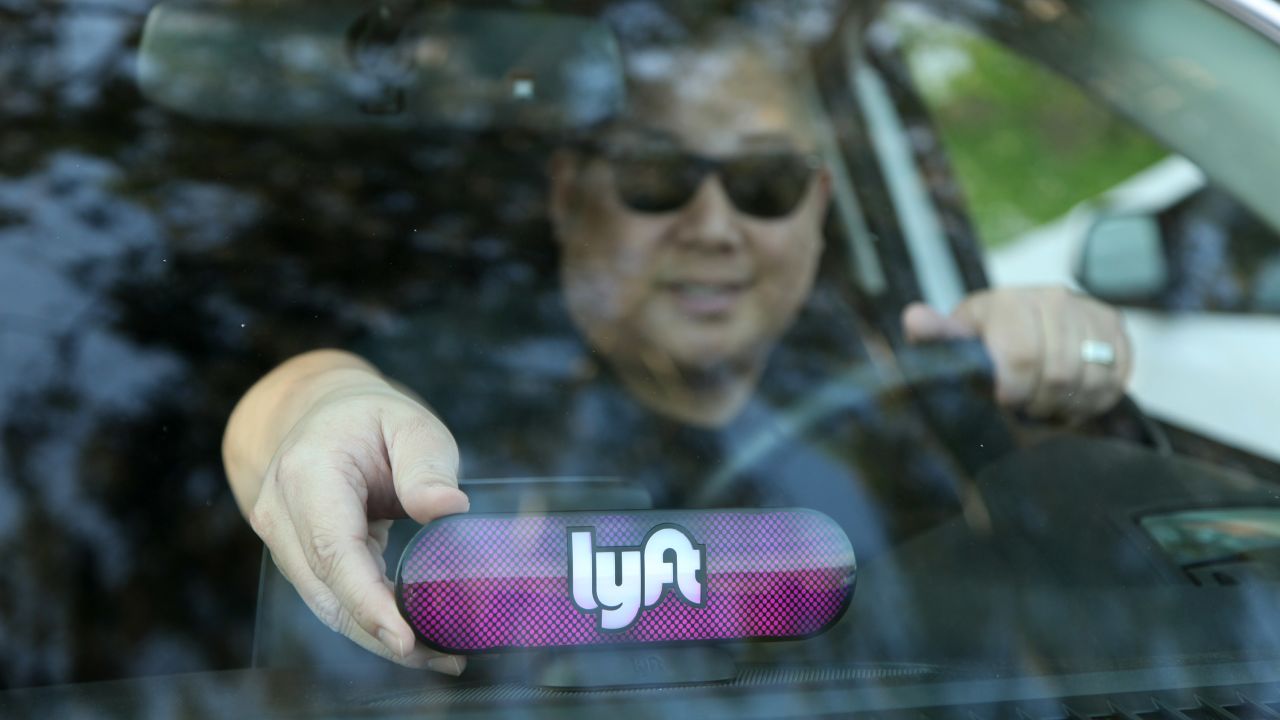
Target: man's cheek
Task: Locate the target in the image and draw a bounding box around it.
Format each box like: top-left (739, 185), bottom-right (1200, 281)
top-left (574, 265), bottom-right (651, 326)
top-left (609, 240), bottom-right (656, 278)
top-left (563, 264), bottom-right (619, 322)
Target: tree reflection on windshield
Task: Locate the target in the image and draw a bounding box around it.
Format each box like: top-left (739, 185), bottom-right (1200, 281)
top-left (0, 0), bottom-right (566, 687)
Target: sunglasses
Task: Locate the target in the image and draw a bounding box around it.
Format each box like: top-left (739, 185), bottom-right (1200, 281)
top-left (579, 143), bottom-right (822, 219)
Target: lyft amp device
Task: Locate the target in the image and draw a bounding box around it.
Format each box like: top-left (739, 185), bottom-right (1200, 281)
top-left (395, 508), bottom-right (855, 654)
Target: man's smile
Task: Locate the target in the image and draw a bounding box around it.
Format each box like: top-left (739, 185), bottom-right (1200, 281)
top-left (658, 278), bottom-right (755, 318)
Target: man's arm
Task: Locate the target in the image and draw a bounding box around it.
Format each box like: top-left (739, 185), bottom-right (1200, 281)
top-left (221, 348), bottom-right (468, 675)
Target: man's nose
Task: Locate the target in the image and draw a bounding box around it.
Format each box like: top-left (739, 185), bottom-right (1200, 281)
top-left (670, 176), bottom-right (745, 252)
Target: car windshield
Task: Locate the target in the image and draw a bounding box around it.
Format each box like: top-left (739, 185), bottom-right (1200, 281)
top-left (5, 0), bottom-right (1280, 718)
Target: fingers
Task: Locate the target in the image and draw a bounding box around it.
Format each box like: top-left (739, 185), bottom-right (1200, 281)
top-left (902, 293), bottom-right (1042, 409)
top-left (368, 519), bottom-right (391, 578)
top-left (251, 402), bottom-right (470, 674)
top-left (934, 287), bottom-right (1133, 421)
top-left (284, 459), bottom-right (401, 637)
top-left (901, 302), bottom-right (976, 343)
top-left (1067, 301), bottom-right (1132, 421)
top-left (968, 296), bottom-right (1043, 410)
top-left (253, 484), bottom-right (467, 674)
top-left (386, 412), bottom-right (470, 525)
top-left (948, 291), bottom-right (994, 337)
top-left (242, 390), bottom-right (474, 675)
top-left (251, 489), bottom-right (420, 666)
top-left (1025, 290), bottom-right (1082, 419)
top-left (1071, 315), bottom-right (1116, 421)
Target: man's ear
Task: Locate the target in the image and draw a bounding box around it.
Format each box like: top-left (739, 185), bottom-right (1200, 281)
top-left (548, 149), bottom-right (580, 242)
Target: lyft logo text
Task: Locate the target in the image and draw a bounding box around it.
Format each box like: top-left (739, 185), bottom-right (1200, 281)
top-left (567, 524), bottom-right (706, 631)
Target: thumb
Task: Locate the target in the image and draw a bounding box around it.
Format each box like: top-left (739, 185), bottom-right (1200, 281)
top-left (902, 301), bottom-right (977, 344)
top-left (386, 414), bottom-right (470, 525)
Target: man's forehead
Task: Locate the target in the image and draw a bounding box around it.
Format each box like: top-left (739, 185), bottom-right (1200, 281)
top-left (602, 57), bottom-right (821, 153)
top-left (598, 121), bottom-right (814, 153)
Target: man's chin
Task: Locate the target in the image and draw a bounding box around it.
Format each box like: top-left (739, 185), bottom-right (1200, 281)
top-left (654, 335), bottom-right (761, 375)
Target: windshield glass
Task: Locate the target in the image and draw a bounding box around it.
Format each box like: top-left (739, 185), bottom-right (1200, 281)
top-left (4, 1), bottom-right (1280, 718)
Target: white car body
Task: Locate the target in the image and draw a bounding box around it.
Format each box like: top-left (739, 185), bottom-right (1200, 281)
top-left (988, 157), bottom-right (1280, 462)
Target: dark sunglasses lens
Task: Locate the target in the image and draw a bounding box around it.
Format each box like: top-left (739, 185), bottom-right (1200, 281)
top-left (609, 152), bottom-right (704, 213)
top-left (721, 154), bottom-right (815, 218)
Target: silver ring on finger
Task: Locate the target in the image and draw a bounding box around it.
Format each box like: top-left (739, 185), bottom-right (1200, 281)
top-left (1080, 339), bottom-right (1116, 366)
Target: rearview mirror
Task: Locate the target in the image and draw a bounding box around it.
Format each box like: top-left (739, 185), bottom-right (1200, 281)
top-left (138, 1), bottom-right (625, 131)
top-left (1075, 212), bottom-right (1170, 303)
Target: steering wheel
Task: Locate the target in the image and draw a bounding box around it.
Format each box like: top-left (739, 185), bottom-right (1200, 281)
top-left (700, 338), bottom-right (1167, 503)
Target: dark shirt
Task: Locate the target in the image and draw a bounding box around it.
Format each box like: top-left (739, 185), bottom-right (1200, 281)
top-left (360, 284), bottom-right (968, 561)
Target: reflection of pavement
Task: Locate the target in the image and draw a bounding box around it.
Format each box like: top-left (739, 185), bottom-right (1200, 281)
top-left (0, 151), bottom-right (176, 553)
top-left (0, 153), bottom-right (171, 402)
top-left (0, 150), bottom-right (238, 681)
top-left (986, 159), bottom-right (1280, 463)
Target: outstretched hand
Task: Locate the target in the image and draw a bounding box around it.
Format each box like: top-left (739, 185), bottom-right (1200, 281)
top-left (247, 380), bottom-right (470, 675)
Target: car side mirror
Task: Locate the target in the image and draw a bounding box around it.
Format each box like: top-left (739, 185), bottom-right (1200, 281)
top-left (1252, 257), bottom-right (1280, 313)
top-left (1075, 212), bottom-right (1170, 304)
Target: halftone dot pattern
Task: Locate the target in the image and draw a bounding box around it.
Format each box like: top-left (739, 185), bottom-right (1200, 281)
top-left (396, 509), bottom-right (855, 653)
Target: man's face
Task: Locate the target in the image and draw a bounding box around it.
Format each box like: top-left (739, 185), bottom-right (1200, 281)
top-left (551, 51), bottom-right (831, 374)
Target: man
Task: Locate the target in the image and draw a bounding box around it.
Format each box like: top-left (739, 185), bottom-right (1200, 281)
top-left (222, 29), bottom-right (1131, 675)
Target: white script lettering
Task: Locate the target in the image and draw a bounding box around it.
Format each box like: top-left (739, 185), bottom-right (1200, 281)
top-left (567, 524), bottom-right (706, 631)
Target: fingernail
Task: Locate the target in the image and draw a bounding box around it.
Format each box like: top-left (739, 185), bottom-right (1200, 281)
top-left (412, 485), bottom-right (470, 517)
top-left (377, 627), bottom-right (405, 658)
top-left (427, 655), bottom-right (465, 676)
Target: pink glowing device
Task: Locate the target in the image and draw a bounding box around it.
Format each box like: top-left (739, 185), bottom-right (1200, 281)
top-left (395, 508), bottom-right (856, 654)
